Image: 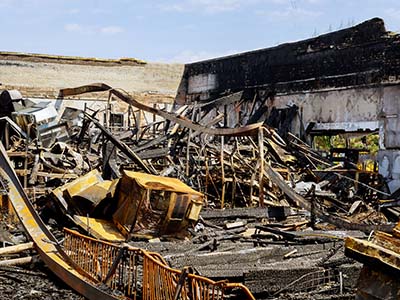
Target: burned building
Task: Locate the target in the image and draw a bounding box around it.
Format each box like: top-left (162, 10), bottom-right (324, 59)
top-left (176, 17), bottom-right (400, 192)
top-left (1, 17), bottom-right (400, 300)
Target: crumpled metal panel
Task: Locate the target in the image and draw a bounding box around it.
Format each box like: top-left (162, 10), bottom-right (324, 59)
top-left (113, 170), bottom-right (204, 236)
top-left (73, 216), bottom-right (126, 242)
top-left (51, 169), bottom-right (104, 211)
top-left (124, 170), bottom-right (203, 196)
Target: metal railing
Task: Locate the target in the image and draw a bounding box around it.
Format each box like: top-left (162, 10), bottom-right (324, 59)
top-left (273, 268), bottom-right (343, 296)
top-left (63, 228), bottom-right (255, 300)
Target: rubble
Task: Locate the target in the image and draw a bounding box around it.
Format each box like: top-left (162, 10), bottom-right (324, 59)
top-left (345, 221), bottom-right (400, 299)
top-left (0, 80), bottom-right (397, 299)
top-left (0, 216), bottom-right (81, 299)
top-left (3, 16), bottom-right (400, 300)
top-left (0, 265), bottom-right (82, 300)
top-left (53, 169), bottom-right (205, 241)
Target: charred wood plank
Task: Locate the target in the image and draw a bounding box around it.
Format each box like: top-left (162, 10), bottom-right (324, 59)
top-left (84, 113), bottom-right (156, 174)
top-left (201, 207), bottom-right (267, 220)
top-left (264, 164), bottom-right (394, 233)
top-left (137, 148), bottom-right (169, 160)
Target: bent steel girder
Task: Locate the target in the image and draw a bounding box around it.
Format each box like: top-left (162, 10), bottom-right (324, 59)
top-left (0, 142), bottom-right (120, 300)
top-left (59, 83), bottom-right (263, 136)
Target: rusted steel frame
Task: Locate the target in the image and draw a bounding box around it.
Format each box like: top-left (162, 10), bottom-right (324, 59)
top-left (173, 267), bottom-right (190, 300)
top-left (58, 228), bottom-right (99, 282)
top-left (59, 83), bottom-right (111, 97)
top-left (66, 236), bottom-right (110, 290)
top-left (147, 251), bottom-right (169, 266)
top-left (64, 228), bottom-right (256, 300)
top-left (35, 248), bottom-right (119, 300)
top-left (110, 88), bottom-right (262, 137)
top-left (66, 233), bottom-right (245, 299)
top-left (65, 227), bottom-right (127, 249)
top-left (0, 143), bottom-right (119, 300)
top-left (223, 283), bottom-right (254, 299)
top-left (142, 251), bottom-right (256, 299)
top-left (103, 246), bottom-right (127, 284)
top-left (59, 83), bottom-right (263, 136)
top-left (64, 228), bottom-right (141, 296)
top-left (84, 112), bottom-right (156, 175)
top-left (265, 164), bottom-right (394, 233)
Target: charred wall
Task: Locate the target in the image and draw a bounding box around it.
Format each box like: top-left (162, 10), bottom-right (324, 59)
top-left (177, 18), bottom-right (400, 104)
top-left (176, 17), bottom-right (400, 190)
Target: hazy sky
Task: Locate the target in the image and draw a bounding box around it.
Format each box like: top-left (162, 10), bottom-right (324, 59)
top-left (1, 0), bottom-right (400, 63)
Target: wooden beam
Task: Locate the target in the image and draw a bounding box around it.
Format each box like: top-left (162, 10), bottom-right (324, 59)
top-left (0, 242), bottom-right (34, 256)
top-left (0, 256), bottom-right (35, 267)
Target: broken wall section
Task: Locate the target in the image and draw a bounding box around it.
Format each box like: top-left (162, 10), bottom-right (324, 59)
top-left (176, 18), bottom-right (400, 136)
top-left (177, 18), bottom-right (400, 193)
top-left (178, 18), bottom-right (396, 104)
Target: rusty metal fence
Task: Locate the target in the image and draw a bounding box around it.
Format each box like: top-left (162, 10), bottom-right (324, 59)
top-left (273, 268), bottom-right (344, 296)
top-left (63, 228), bottom-right (255, 300)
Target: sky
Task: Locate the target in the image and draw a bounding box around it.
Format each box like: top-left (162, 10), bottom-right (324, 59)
top-left (1, 0), bottom-right (400, 63)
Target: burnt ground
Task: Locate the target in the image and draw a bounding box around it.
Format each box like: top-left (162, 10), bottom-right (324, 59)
top-left (0, 264), bottom-right (82, 300)
top-left (0, 214), bottom-right (360, 300)
top-left (0, 216), bottom-right (82, 300)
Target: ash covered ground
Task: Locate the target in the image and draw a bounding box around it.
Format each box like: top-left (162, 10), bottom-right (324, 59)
top-left (0, 217), bottom-right (81, 300)
top-left (0, 264), bottom-right (82, 300)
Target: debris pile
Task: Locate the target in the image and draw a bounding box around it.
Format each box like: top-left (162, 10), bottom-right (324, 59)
top-left (0, 83), bottom-right (396, 299)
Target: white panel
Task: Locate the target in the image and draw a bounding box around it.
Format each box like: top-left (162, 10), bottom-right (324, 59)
top-left (379, 155), bottom-right (390, 178)
top-left (382, 86), bottom-right (400, 148)
top-left (393, 155), bottom-right (400, 179)
top-left (188, 74), bottom-right (217, 94)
